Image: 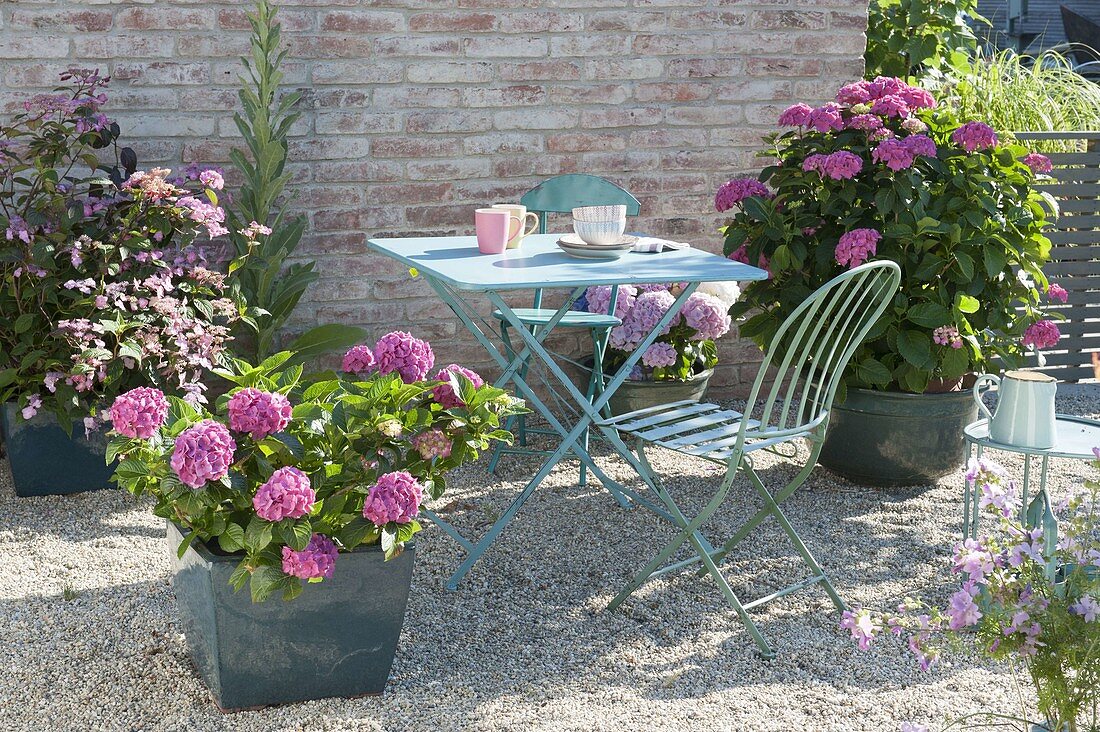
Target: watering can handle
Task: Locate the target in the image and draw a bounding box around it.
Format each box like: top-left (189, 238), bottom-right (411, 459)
top-left (972, 374), bottom-right (1000, 422)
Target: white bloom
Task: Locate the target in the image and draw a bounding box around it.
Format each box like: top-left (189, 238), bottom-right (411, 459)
top-left (697, 281), bottom-right (741, 308)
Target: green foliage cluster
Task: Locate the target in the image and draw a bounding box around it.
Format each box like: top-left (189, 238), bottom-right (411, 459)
top-left (865, 0), bottom-right (982, 79)
top-left (110, 354), bottom-right (525, 602)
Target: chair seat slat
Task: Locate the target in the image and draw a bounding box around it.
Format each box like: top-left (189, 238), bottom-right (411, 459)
top-left (598, 399), bottom-right (699, 426)
top-left (611, 402), bottom-right (724, 431)
top-left (632, 409), bottom-right (746, 441)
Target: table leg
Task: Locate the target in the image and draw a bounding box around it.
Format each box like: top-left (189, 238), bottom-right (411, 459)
top-left (1021, 454), bottom-right (1031, 528)
top-left (963, 440), bottom-right (973, 540)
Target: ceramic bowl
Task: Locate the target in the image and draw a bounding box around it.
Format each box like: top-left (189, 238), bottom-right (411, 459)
top-left (573, 218), bottom-right (626, 246)
top-left (572, 205), bottom-right (627, 222)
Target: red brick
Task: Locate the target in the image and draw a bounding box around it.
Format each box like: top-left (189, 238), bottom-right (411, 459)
top-left (409, 12), bottom-right (496, 31)
top-left (315, 112), bottom-right (404, 134)
top-left (546, 132), bottom-right (626, 153)
top-left (462, 133), bottom-right (544, 155)
top-left (118, 8), bottom-right (215, 30)
top-left (667, 58), bottom-right (743, 78)
top-left (320, 11), bottom-right (406, 32)
top-left (463, 85), bottom-right (546, 107)
top-left (669, 11), bottom-right (747, 29)
top-left (465, 37), bottom-right (548, 57)
top-left (217, 9), bottom-right (315, 31)
top-left (73, 35), bottom-right (177, 59)
top-left (581, 107), bottom-right (664, 129)
top-left (370, 182), bottom-right (454, 204)
top-left (373, 36), bottom-right (463, 57)
top-left (634, 82), bottom-right (713, 103)
top-left (113, 62), bottom-right (211, 86)
top-left (587, 11), bottom-right (666, 31)
top-left (746, 57), bottom-right (824, 77)
top-left (585, 58), bottom-right (664, 80)
top-left (10, 9), bottom-right (112, 32)
top-left (407, 61), bottom-right (494, 84)
top-left (751, 10), bottom-right (827, 29)
top-left (498, 61), bottom-right (582, 81)
top-left (548, 84), bottom-right (629, 105)
top-left (407, 159), bottom-right (493, 180)
top-left (312, 160), bottom-right (405, 183)
top-left (0, 36), bottom-right (70, 59)
top-left (371, 137), bottom-right (463, 158)
top-left (406, 110), bottom-right (493, 133)
top-left (633, 34), bottom-right (714, 56)
top-left (374, 86), bottom-right (464, 108)
top-left (498, 11), bottom-right (584, 32)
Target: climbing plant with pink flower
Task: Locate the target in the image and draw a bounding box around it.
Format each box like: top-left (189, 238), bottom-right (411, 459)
top-left (718, 78), bottom-right (1060, 394)
top-left (107, 348), bottom-right (524, 602)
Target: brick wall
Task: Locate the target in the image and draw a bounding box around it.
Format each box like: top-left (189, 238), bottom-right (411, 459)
top-left (0, 0), bottom-right (868, 395)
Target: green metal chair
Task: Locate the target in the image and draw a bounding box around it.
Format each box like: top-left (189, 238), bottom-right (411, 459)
top-left (488, 174), bottom-right (642, 487)
top-left (602, 261), bottom-right (901, 658)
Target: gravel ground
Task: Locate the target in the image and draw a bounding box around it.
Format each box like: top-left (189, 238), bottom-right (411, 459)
top-left (2, 387), bottom-right (1098, 732)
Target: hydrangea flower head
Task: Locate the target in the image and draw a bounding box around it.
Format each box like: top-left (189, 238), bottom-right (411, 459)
top-left (681, 292), bottom-right (732, 341)
top-left (342, 344), bottom-right (376, 375)
top-left (714, 177), bottom-right (772, 212)
top-left (641, 342), bottom-right (677, 368)
top-left (363, 470), bottom-right (424, 526)
top-left (282, 534), bottom-right (338, 580)
top-left (807, 103), bottom-right (844, 133)
top-left (952, 121), bottom-right (999, 152)
top-left (847, 113), bottom-right (883, 131)
top-left (431, 364), bottom-right (484, 408)
top-left (1047, 283), bottom-right (1068, 304)
top-left (696, 280), bottom-right (741, 307)
top-left (585, 284), bottom-right (637, 318)
top-left (254, 466), bottom-right (315, 522)
top-left (872, 138), bottom-right (915, 171)
top-left (1022, 152), bottom-right (1053, 174)
top-left (818, 151), bottom-right (863, 180)
top-left (870, 95), bottom-right (910, 118)
top-left (227, 388), bottom-right (292, 440)
top-left (109, 387), bottom-right (169, 439)
top-left (374, 331), bottom-right (435, 383)
top-left (170, 420), bottom-right (236, 489)
top-left (777, 102), bottom-right (813, 126)
top-left (1023, 320), bottom-right (1061, 350)
top-left (835, 228), bottom-right (881, 268)
top-left (897, 85), bottom-right (936, 110)
top-left (836, 82), bottom-right (873, 105)
top-left (411, 429), bottom-right (452, 460)
top-left (932, 325), bottom-right (963, 349)
top-left (903, 134), bottom-right (937, 158)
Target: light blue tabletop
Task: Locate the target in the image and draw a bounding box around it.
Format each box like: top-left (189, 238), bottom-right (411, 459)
top-left (367, 233), bottom-right (769, 292)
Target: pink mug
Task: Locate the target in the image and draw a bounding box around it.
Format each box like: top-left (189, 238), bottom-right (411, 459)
top-left (475, 208), bottom-right (521, 255)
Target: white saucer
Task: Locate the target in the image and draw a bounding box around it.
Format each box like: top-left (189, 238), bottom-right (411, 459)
top-left (557, 233), bottom-right (638, 249)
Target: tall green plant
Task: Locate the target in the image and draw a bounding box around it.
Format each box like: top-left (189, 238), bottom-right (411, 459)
top-left (935, 49), bottom-right (1100, 148)
top-left (865, 0), bottom-right (983, 79)
top-left (226, 0), bottom-right (361, 364)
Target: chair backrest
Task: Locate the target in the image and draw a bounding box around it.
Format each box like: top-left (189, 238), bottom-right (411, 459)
top-left (740, 261), bottom-right (902, 443)
top-left (520, 174), bottom-right (641, 234)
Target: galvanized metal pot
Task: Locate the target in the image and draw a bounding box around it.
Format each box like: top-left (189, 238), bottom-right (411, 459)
top-left (819, 388), bottom-right (977, 487)
top-left (0, 402), bottom-right (116, 497)
top-left (167, 523), bottom-right (415, 711)
top-left (607, 368), bottom-right (713, 417)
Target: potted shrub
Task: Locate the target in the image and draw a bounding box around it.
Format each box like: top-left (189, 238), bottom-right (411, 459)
top-left (842, 457), bottom-right (1100, 731)
top-left (108, 331), bottom-right (524, 710)
top-left (576, 281), bottom-right (741, 415)
top-left (0, 70), bottom-right (242, 496)
top-left (717, 77), bottom-right (1061, 485)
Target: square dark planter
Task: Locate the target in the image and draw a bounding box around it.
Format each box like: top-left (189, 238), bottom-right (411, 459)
top-left (167, 522), bottom-right (415, 711)
top-left (0, 402), bottom-right (116, 497)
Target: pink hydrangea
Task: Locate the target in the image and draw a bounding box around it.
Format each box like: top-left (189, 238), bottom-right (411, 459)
top-left (865, 76), bottom-right (906, 99)
top-left (199, 169), bottom-right (224, 190)
top-left (897, 85), bottom-right (936, 109)
top-left (847, 113), bottom-right (883, 131)
top-left (870, 95), bottom-right (910, 118)
top-left (21, 394), bottom-right (42, 421)
top-left (903, 134), bottom-right (938, 158)
top-left (342, 344), bottom-right (376, 375)
top-left (807, 103), bottom-right (844, 133)
top-left (872, 138), bottom-right (915, 171)
top-left (411, 428), bottom-right (452, 460)
top-left (374, 331), bottom-right (435, 383)
top-left (933, 326), bottom-right (963, 349)
top-left (641, 342), bottom-right (677, 368)
top-left (802, 154), bottom-right (828, 174)
top-left (585, 284), bottom-right (637, 318)
top-left (714, 177), bottom-right (772, 212)
top-left (819, 151), bottom-right (863, 180)
top-left (901, 117), bottom-right (929, 134)
top-left (836, 82), bottom-right (873, 105)
top-left (170, 420), bottom-right (236, 489)
top-left (624, 290), bottom-right (678, 343)
top-left (1023, 153), bottom-right (1053, 173)
top-left (868, 127), bottom-right (896, 142)
top-left (777, 102), bottom-right (813, 126)
top-left (282, 534), bottom-right (338, 580)
top-left (253, 466), bottom-right (315, 522)
top-left (1047, 283), bottom-right (1068, 303)
top-left (363, 470), bottom-right (424, 526)
top-left (681, 292), bottom-right (732, 341)
top-left (431, 363), bottom-right (484, 408)
top-left (1023, 320), bottom-right (1061, 350)
top-left (835, 228), bottom-right (881, 268)
top-left (951, 121), bottom-right (999, 152)
top-left (109, 387), bottom-right (169, 439)
top-left (227, 388), bottom-right (292, 440)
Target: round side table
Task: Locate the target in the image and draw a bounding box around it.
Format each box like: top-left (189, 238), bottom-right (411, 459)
top-left (962, 415), bottom-right (1100, 539)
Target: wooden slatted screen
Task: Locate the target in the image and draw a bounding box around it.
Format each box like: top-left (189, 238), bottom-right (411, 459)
top-left (1016, 131), bottom-right (1100, 382)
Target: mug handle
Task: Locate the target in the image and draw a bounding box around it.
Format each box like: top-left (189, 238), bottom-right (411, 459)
top-left (523, 212), bottom-right (539, 237)
top-left (507, 215), bottom-right (522, 241)
top-left (972, 374), bottom-right (1000, 422)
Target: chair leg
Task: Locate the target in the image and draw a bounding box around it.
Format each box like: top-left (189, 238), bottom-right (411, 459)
top-left (742, 465), bottom-right (846, 613)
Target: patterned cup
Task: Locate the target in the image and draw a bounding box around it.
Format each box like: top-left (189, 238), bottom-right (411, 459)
top-left (572, 205), bottom-right (627, 245)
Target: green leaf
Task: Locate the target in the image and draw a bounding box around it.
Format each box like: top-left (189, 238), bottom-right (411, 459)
top-left (939, 345), bottom-right (971, 380)
top-left (249, 565), bottom-right (284, 603)
top-left (218, 523), bottom-right (246, 553)
top-left (175, 531), bottom-right (197, 559)
top-left (955, 294), bottom-right (980, 314)
top-left (983, 246), bottom-right (1008, 278)
top-left (13, 313), bottom-right (35, 334)
top-left (245, 516), bottom-right (273, 552)
top-left (857, 357), bottom-right (893, 387)
top-left (897, 330), bottom-right (933, 369)
top-left (281, 519), bottom-right (311, 551)
top-left (284, 324), bottom-right (368, 366)
top-left (906, 302), bottom-right (952, 328)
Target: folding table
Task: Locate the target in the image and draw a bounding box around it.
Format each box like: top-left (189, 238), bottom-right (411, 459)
top-left (367, 233), bottom-right (768, 589)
